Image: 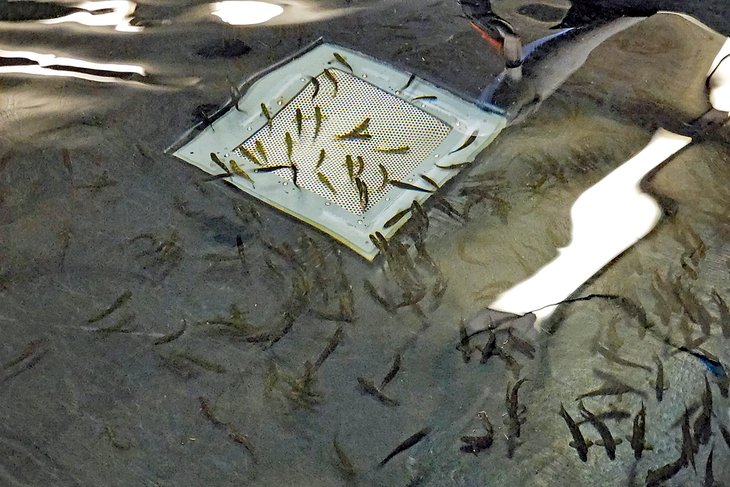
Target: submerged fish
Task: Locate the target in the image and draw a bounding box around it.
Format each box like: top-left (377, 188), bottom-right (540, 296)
top-left (378, 427), bottom-right (431, 467)
top-left (317, 172), bottom-right (336, 194)
top-left (254, 140), bottom-right (268, 163)
top-left (261, 102), bottom-right (273, 129)
top-left (324, 68), bottom-right (338, 96)
top-left (240, 147), bottom-right (262, 166)
top-left (559, 403), bottom-right (590, 462)
top-left (314, 105), bottom-right (324, 138)
top-left (315, 148), bottom-right (326, 170)
top-left (295, 108), bottom-right (303, 136)
top-left (375, 146), bottom-right (410, 154)
top-left (210, 152), bottom-right (228, 173)
top-left (388, 180), bottom-right (434, 193)
top-left (449, 131), bottom-right (478, 154)
top-left (336, 118), bottom-right (371, 140)
top-left (285, 132), bottom-right (294, 163)
top-left (229, 160), bottom-right (254, 185)
top-left (333, 52), bottom-right (353, 72)
top-left (310, 76), bottom-right (320, 99)
top-left (579, 401), bottom-right (620, 460)
top-left (629, 401), bottom-right (647, 459)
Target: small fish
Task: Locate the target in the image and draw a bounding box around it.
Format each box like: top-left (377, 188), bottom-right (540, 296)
top-left (693, 376), bottom-right (713, 447)
top-left (355, 156), bottom-right (365, 177)
top-left (496, 347), bottom-right (522, 379)
top-left (357, 376), bottom-right (399, 407)
top-left (324, 68), bottom-right (338, 96)
top-left (412, 95), bottom-right (437, 101)
top-left (375, 146), bottom-right (410, 154)
top-left (420, 174), bottom-right (439, 190)
top-left (336, 118), bottom-right (371, 140)
top-left (285, 132), bottom-right (294, 163)
top-left (595, 344), bottom-right (652, 372)
top-left (312, 326), bottom-right (343, 371)
top-left (355, 178), bottom-right (369, 208)
top-left (153, 321), bottom-right (187, 346)
top-left (705, 446), bottom-right (714, 487)
top-left (235, 234), bottom-right (247, 274)
top-left (506, 329), bottom-right (536, 360)
top-left (559, 404), bottom-right (590, 462)
top-left (711, 289), bottom-right (730, 338)
top-left (400, 73), bottom-right (416, 91)
top-left (478, 329), bottom-right (497, 364)
top-left (314, 105), bottom-right (324, 138)
top-left (450, 130), bottom-right (478, 154)
top-left (388, 180), bottom-right (433, 193)
top-left (317, 172), bottom-right (336, 194)
top-left (240, 147), bottom-right (263, 166)
top-left (254, 165), bottom-right (293, 173)
top-left (579, 401), bottom-right (620, 460)
top-left (380, 353), bottom-right (402, 389)
top-left (680, 407), bottom-right (696, 470)
top-left (229, 160), bottom-right (254, 185)
top-left (315, 149), bottom-right (326, 170)
top-left (333, 52), bottom-right (353, 72)
top-left (436, 161), bottom-right (472, 170)
top-left (254, 140), bottom-right (268, 163)
top-left (344, 155), bottom-right (355, 181)
top-left (645, 457), bottom-right (685, 487)
top-left (378, 163), bottom-right (389, 190)
top-left (575, 382), bottom-right (645, 401)
top-left (653, 354), bottom-right (668, 401)
top-left (295, 108), bottom-right (303, 136)
top-left (721, 423), bottom-right (730, 450)
top-left (87, 291), bottom-right (132, 323)
top-left (261, 102), bottom-right (272, 129)
top-left (628, 402), bottom-right (647, 459)
top-left (679, 346), bottom-right (727, 378)
top-left (310, 76), bottom-right (320, 100)
top-left (291, 164), bottom-right (299, 188)
top-left (378, 427), bottom-right (431, 467)
top-left (210, 152), bottom-right (229, 173)
top-left (228, 425), bottom-right (256, 458)
top-left (506, 378), bottom-right (528, 438)
top-left (363, 279), bottom-right (396, 314)
top-left (460, 411), bottom-right (495, 455)
top-left (384, 208), bottom-right (411, 229)
top-left (333, 436), bottom-right (356, 477)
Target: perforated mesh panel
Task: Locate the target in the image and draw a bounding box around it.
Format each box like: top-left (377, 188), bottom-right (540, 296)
top-left (233, 69), bottom-right (451, 215)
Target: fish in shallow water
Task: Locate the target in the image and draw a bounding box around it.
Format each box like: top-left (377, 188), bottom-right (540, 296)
top-left (285, 132), bottom-right (294, 163)
top-left (336, 118), bottom-right (371, 140)
top-left (309, 76), bottom-right (320, 99)
top-left (324, 68), bottom-right (338, 96)
top-left (578, 400), bottom-right (620, 460)
top-left (295, 108), bottom-right (303, 136)
top-left (653, 353), bottom-right (668, 401)
top-left (388, 180), bottom-right (434, 193)
top-left (317, 172), bottom-right (336, 194)
top-left (314, 105), bottom-right (324, 138)
top-left (628, 401), bottom-right (647, 459)
top-left (559, 403), bottom-right (591, 462)
top-left (333, 52), bottom-right (353, 72)
top-left (378, 427), bottom-right (431, 467)
top-left (261, 102), bottom-right (273, 129)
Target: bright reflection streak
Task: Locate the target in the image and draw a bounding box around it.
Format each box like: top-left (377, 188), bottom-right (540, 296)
top-left (490, 129), bottom-right (692, 325)
top-left (0, 49), bottom-right (146, 83)
top-left (212, 1), bottom-right (283, 25)
top-left (39, 1), bottom-right (141, 33)
top-left (708, 38), bottom-right (730, 112)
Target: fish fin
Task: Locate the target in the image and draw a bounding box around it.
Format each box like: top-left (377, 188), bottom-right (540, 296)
top-left (615, 438), bottom-right (623, 445)
top-left (586, 440), bottom-right (593, 447)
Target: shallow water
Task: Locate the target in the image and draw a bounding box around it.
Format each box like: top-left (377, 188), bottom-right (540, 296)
top-left (1, 1), bottom-right (729, 486)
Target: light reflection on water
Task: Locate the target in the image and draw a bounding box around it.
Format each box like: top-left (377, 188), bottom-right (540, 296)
top-left (38, 1), bottom-right (141, 32)
top-left (0, 48), bottom-right (146, 82)
top-left (211, 1), bottom-right (284, 25)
